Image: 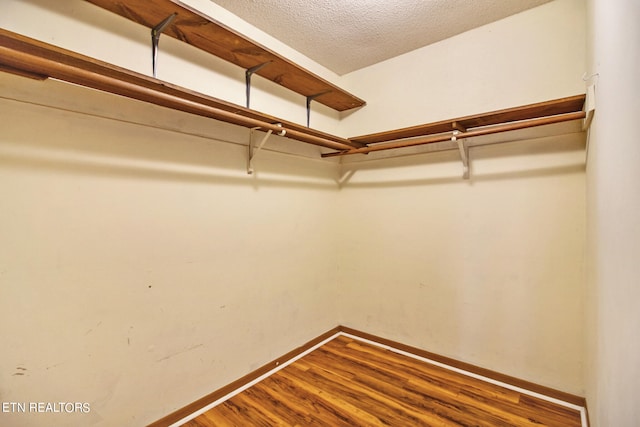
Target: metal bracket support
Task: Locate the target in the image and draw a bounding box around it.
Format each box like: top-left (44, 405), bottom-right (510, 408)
top-left (452, 130), bottom-right (470, 179)
top-left (583, 83), bottom-right (597, 162)
top-left (151, 13), bottom-right (177, 78)
top-left (245, 62), bottom-right (271, 108)
top-left (247, 124), bottom-right (284, 174)
top-left (306, 91), bottom-right (331, 128)
top-left (582, 84), bottom-right (595, 131)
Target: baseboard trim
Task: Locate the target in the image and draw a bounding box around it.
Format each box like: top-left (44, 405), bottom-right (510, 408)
top-left (147, 326), bottom-right (341, 427)
top-left (148, 325), bottom-right (588, 426)
top-left (339, 326), bottom-right (587, 407)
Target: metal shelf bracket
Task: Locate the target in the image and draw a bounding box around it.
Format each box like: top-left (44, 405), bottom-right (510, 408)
top-left (452, 128), bottom-right (470, 179)
top-left (151, 13), bottom-right (177, 78)
top-left (245, 61), bottom-right (272, 108)
top-left (306, 91), bottom-right (331, 127)
top-left (247, 124), bottom-right (285, 174)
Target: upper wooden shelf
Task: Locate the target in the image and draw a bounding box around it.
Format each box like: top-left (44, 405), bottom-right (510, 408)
top-left (0, 28), bottom-right (359, 151)
top-left (83, 0), bottom-right (366, 112)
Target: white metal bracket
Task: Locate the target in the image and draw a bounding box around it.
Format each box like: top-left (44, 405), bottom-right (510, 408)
top-left (337, 168), bottom-right (355, 188)
top-left (583, 83), bottom-right (597, 162)
top-left (583, 84), bottom-right (596, 131)
top-left (452, 128), bottom-right (470, 179)
top-left (247, 124), bottom-right (284, 174)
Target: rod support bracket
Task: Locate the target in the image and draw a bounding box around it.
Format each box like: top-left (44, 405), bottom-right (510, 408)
top-left (452, 130), bottom-right (470, 179)
top-left (274, 123), bottom-right (286, 137)
top-left (248, 124), bottom-right (283, 174)
top-left (582, 84), bottom-right (596, 131)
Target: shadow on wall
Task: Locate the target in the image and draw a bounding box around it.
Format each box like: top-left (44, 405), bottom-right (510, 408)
top-left (2, 98), bottom-right (585, 191)
top-left (340, 164), bottom-right (586, 189)
top-left (338, 132), bottom-right (586, 188)
top-left (1, 70), bottom-right (585, 191)
top-left (1, 145), bottom-right (340, 191)
top-left (0, 97), bottom-right (339, 191)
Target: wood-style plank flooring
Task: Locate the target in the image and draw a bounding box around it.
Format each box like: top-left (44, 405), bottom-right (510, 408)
top-left (183, 335), bottom-right (582, 426)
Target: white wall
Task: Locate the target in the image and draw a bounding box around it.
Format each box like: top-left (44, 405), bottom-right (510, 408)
top-left (338, 0), bottom-right (587, 136)
top-left (332, 0), bottom-right (588, 395)
top-left (585, 0), bottom-right (640, 425)
top-left (0, 73), bottom-right (341, 426)
top-left (336, 134), bottom-right (586, 395)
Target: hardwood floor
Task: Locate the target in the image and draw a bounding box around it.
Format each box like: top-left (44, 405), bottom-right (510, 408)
top-left (182, 335), bottom-right (582, 426)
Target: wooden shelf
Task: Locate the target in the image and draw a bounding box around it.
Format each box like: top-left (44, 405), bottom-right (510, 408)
top-left (0, 28), bottom-right (359, 151)
top-left (321, 95), bottom-right (587, 157)
top-left (350, 95), bottom-right (586, 145)
top-left (83, 0), bottom-right (366, 112)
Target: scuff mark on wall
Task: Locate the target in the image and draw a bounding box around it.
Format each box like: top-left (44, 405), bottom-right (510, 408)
top-left (156, 344), bottom-right (204, 363)
top-left (13, 367), bottom-right (27, 376)
top-left (85, 321), bottom-right (103, 335)
top-left (45, 362), bottom-right (65, 371)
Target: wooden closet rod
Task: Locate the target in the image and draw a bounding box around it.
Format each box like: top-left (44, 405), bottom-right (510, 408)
top-left (322, 111), bottom-right (586, 158)
top-left (0, 29), bottom-right (356, 152)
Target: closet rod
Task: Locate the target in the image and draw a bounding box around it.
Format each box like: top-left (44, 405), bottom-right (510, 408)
top-left (322, 111), bottom-right (586, 157)
top-left (0, 29), bottom-right (356, 152)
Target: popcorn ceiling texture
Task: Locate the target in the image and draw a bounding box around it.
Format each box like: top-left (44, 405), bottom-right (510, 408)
top-left (210, 0), bottom-right (552, 75)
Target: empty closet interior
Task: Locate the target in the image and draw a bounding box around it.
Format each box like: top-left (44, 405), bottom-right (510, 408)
top-left (1, 0), bottom-right (638, 426)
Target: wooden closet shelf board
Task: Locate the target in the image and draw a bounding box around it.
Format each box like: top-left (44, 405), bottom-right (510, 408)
top-left (0, 29), bottom-right (359, 151)
top-left (0, 27), bottom-right (588, 160)
top-left (324, 109), bottom-right (587, 157)
top-left (83, 0), bottom-right (366, 112)
top-left (350, 94), bottom-right (586, 145)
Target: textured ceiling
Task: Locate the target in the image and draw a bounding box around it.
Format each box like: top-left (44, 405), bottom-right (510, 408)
top-left (210, 0), bottom-right (553, 75)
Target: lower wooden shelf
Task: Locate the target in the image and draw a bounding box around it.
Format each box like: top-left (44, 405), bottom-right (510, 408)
top-left (323, 95), bottom-right (586, 157)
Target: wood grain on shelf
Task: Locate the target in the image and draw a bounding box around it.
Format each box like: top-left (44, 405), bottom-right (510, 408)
top-left (350, 94), bottom-right (586, 145)
top-left (84, 0), bottom-right (366, 111)
top-left (0, 28), bottom-right (359, 151)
